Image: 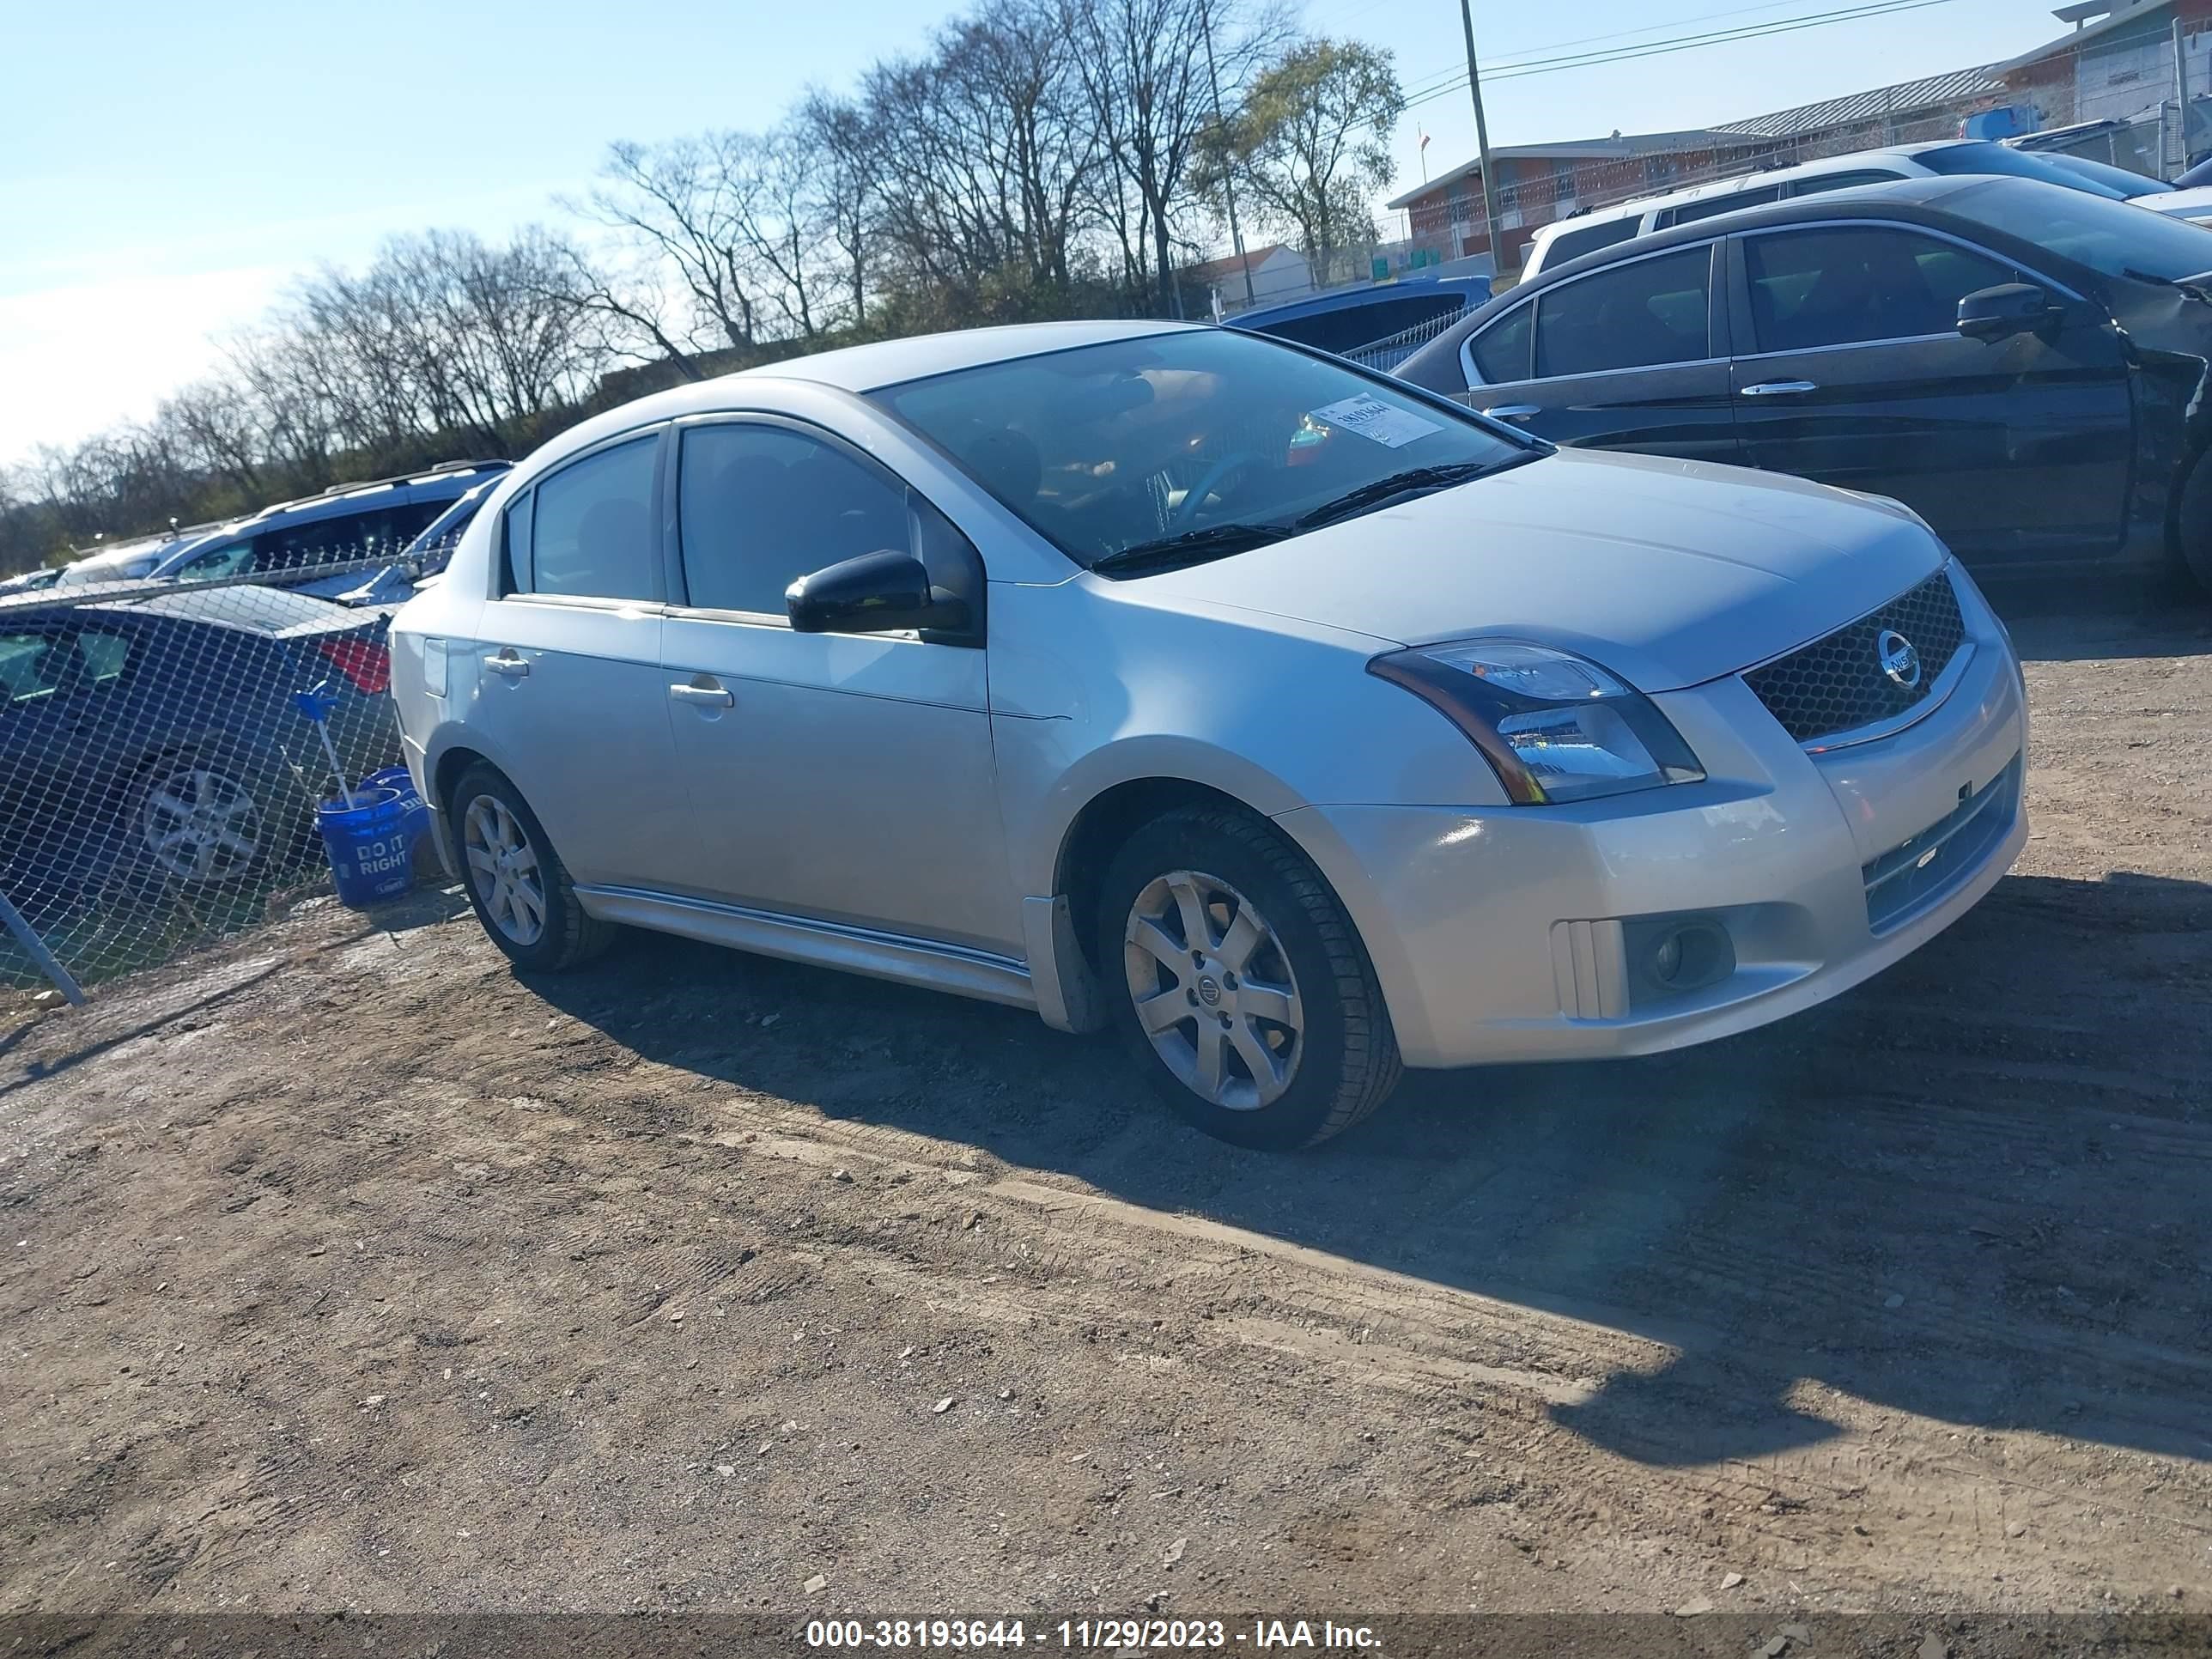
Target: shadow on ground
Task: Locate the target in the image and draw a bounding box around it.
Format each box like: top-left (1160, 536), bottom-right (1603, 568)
top-left (525, 864), bottom-right (2212, 1473)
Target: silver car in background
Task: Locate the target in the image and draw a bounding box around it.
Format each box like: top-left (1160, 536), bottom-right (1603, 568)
top-left (389, 321), bottom-right (2027, 1149)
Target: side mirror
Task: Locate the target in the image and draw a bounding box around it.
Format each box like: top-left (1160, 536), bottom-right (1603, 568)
top-left (786, 550), bottom-right (973, 639)
top-left (1958, 283), bottom-right (2056, 343)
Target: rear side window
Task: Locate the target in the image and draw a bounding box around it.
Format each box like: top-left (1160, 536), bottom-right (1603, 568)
top-left (677, 423), bottom-right (912, 616)
top-left (524, 436), bottom-right (660, 600)
top-left (1663, 184), bottom-right (1781, 227)
top-left (1534, 246), bottom-right (1712, 379)
top-left (1468, 304), bottom-right (1534, 383)
top-left (1540, 217), bottom-right (1642, 269)
top-left (1744, 227), bottom-right (2015, 353)
top-left (0, 628), bottom-right (132, 705)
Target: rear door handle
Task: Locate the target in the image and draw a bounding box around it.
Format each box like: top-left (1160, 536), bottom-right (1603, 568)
top-left (484, 651), bottom-right (529, 678)
top-left (1740, 380), bottom-right (1819, 397)
top-left (1482, 404), bottom-right (1542, 419)
top-left (669, 677), bottom-right (735, 708)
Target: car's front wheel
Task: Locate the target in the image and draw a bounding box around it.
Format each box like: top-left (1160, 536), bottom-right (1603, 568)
top-left (1097, 804), bottom-right (1401, 1150)
top-left (450, 763), bottom-right (613, 971)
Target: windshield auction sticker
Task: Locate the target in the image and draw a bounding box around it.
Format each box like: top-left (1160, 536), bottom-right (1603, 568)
top-left (1310, 394), bottom-right (1442, 448)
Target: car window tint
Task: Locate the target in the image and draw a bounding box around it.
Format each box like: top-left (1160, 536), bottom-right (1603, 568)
top-left (0, 634), bottom-right (60, 703)
top-left (1542, 217), bottom-right (1642, 268)
top-left (1468, 304), bottom-right (1533, 382)
top-left (77, 629), bottom-right (131, 685)
top-left (678, 424), bottom-right (912, 615)
top-left (1534, 246), bottom-right (1712, 378)
top-left (260, 505), bottom-right (406, 570)
top-left (528, 437), bottom-right (659, 600)
top-left (1746, 227), bottom-right (2015, 352)
top-left (185, 538), bottom-right (257, 580)
top-left (1789, 169), bottom-right (1909, 198)
top-left (1664, 184), bottom-right (1781, 227)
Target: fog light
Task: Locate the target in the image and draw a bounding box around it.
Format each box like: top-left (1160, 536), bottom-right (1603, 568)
top-left (1623, 915), bottom-right (1736, 1006)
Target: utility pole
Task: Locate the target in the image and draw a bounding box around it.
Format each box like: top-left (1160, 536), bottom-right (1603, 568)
top-left (2175, 16), bottom-right (2191, 175)
top-left (1200, 0), bottom-right (1256, 308)
top-left (1457, 0), bottom-right (1509, 289)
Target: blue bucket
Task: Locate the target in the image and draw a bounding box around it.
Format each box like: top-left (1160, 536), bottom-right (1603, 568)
top-left (360, 765), bottom-right (433, 843)
top-left (316, 786), bottom-right (415, 908)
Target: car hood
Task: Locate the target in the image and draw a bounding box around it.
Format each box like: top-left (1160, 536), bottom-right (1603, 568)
top-left (1127, 448), bottom-right (1947, 692)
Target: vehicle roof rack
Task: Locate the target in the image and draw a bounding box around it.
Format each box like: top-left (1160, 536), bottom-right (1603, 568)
top-left (317, 459), bottom-right (510, 497)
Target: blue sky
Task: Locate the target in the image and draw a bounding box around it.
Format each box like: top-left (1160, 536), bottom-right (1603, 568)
top-left (2, 0), bottom-right (2070, 465)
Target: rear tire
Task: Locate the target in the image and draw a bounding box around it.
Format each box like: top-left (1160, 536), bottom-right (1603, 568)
top-left (449, 763), bottom-right (613, 971)
top-left (1096, 804), bottom-right (1401, 1150)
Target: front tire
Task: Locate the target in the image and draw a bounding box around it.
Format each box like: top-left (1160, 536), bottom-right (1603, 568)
top-left (1097, 805), bottom-right (1401, 1150)
top-left (450, 763), bottom-right (613, 971)
top-left (2174, 452), bottom-right (2212, 597)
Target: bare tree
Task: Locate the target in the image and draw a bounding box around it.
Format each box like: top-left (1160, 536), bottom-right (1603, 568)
top-left (1200, 37), bottom-right (1402, 288)
top-left (1069, 0), bottom-right (1285, 313)
top-left (794, 91), bottom-right (877, 328)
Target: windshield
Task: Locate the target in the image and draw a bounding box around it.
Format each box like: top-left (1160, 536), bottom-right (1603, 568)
top-left (2041, 152), bottom-right (2170, 196)
top-left (868, 328), bottom-right (1529, 568)
top-left (1916, 141), bottom-right (2133, 199)
top-left (1942, 176), bottom-right (2212, 282)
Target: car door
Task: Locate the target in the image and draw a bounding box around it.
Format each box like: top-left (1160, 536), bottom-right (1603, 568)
top-left (464, 428), bottom-right (695, 892)
top-left (1726, 222), bottom-right (2135, 565)
top-left (1458, 241), bottom-right (1744, 466)
top-left (0, 619), bottom-right (142, 892)
top-left (656, 414), bottom-right (1018, 956)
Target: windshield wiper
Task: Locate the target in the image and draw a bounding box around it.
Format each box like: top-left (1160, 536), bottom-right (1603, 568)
top-left (1089, 521), bottom-right (1296, 575)
top-left (1291, 461), bottom-right (1498, 532)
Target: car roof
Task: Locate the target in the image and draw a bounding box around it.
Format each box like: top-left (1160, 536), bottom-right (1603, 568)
top-left (77, 584), bottom-right (375, 636)
top-left (1230, 275), bottom-right (1493, 331)
top-left (1544, 144), bottom-right (1946, 236)
top-left (509, 319), bottom-right (1200, 484)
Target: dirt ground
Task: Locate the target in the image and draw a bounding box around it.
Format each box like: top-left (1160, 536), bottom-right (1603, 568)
top-left (2, 583), bottom-right (2209, 1633)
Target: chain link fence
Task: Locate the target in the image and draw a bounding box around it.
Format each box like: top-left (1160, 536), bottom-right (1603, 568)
top-left (0, 544), bottom-right (452, 1002)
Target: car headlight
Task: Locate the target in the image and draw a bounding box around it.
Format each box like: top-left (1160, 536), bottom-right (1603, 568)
top-left (1368, 641), bottom-right (1705, 805)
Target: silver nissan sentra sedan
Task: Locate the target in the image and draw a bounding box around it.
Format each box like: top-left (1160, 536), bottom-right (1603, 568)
top-left (389, 320), bottom-right (2027, 1149)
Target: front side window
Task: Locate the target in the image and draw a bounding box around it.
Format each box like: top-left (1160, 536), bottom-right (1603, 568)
top-left (1744, 227), bottom-right (2014, 353)
top-left (677, 424), bottom-right (912, 615)
top-left (182, 538), bottom-right (257, 580)
top-left (870, 328), bottom-right (1527, 568)
top-left (1534, 246), bottom-right (1712, 378)
top-left (1468, 303), bottom-right (1534, 383)
top-left (0, 628), bottom-right (131, 706)
top-left (525, 435), bottom-right (659, 600)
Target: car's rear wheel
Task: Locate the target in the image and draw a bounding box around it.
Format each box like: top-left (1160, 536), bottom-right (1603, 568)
top-left (1097, 804), bottom-right (1401, 1150)
top-left (125, 746), bottom-right (306, 891)
top-left (451, 763), bottom-right (612, 971)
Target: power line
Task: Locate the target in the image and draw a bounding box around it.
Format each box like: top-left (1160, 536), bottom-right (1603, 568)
top-left (1401, 0), bottom-right (1969, 113)
top-left (1391, 0), bottom-right (1833, 101)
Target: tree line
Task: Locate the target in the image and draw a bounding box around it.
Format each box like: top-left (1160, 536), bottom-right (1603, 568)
top-left (0, 0), bottom-right (1403, 574)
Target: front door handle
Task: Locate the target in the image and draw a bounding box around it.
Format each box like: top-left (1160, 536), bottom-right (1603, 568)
top-left (1482, 404), bottom-right (1542, 419)
top-left (484, 651), bottom-right (530, 678)
top-left (1740, 380), bottom-right (1819, 397)
top-left (669, 677), bottom-right (735, 708)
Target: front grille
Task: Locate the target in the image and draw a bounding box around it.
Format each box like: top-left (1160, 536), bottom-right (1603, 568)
top-left (1863, 754), bottom-right (2021, 933)
top-left (1744, 568), bottom-right (1967, 744)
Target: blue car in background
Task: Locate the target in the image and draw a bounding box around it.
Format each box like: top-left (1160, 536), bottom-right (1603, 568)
top-left (1226, 274), bottom-right (1497, 371)
top-left (150, 460), bottom-right (511, 599)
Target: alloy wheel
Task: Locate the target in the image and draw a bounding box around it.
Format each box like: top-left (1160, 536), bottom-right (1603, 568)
top-left (463, 793), bottom-right (546, 947)
top-left (1122, 868), bottom-right (1304, 1111)
top-left (141, 763), bottom-right (264, 883)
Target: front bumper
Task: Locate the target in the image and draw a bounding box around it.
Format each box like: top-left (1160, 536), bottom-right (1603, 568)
top-left (1279, 582), bottom-right (2028, 1070)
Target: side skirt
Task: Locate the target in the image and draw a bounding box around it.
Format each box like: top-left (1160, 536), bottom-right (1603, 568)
top-left (573, 884), bottom-right (1037, 1011)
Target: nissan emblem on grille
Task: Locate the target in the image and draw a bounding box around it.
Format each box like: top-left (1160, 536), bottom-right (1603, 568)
top-left (1877, 629), bottom-right (1923, 690)
top-left (1741, 568), bottom-right (1967, 744)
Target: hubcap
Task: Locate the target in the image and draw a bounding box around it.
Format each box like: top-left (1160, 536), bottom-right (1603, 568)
top-left (142, 765), bottom-right (263, 882)
top-left (1123, 869), bottom-right (1304, 1112)
top-left (463, 793), bottom-right (546, 947)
